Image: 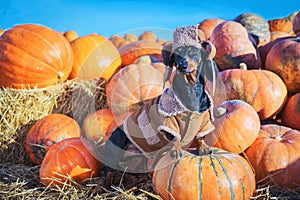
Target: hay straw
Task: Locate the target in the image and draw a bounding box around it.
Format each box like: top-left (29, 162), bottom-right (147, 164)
top-left (0, 78), bottom-right (107, 164)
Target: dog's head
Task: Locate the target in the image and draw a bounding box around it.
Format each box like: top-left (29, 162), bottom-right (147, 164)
top-left (162, 27), bottom-right (218, 94)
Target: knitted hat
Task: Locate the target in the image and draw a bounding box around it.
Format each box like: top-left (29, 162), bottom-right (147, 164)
top-left (172, 24), bottom-right (205, 53)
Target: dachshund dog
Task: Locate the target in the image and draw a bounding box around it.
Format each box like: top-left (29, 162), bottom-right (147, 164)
top-left (103, 25), bottom-right (218, 188)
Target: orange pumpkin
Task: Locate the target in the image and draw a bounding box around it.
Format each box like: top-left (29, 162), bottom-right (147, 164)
top-left (218, 64), bottom-right (287, 120)
top-left (82, 108), bottom-right (129, 144)
top-left (210, 21), bottom-right (262, 70)
top-left (198, 18), bottom-right (225, 40)
top-left (234, 13), bottom-right (270, 47)
top-left (205, 100), bottom-right (260, 154)
top-left (259, 36), bottom-right (293, 67)
top-left (68, 33), bottom-right (121, 80)
top-left (118, 40), bottom-right (163, 66)
top-left (0, 24), bottom-right (74, 88)
top-left (281, 92), bottom-right (300, 130)
top-left (63, 30), bottom-right (78, 42)
top-left (40, 137), bottom-right (101, 186)
top-left (268, 17), bottom-right (295, 35)
top-left (25, 114), bottom-right (81, 165)
top-left (138, 31), bottom-right (157, 41)
top-left (270, 31), bottom-right (291, 41)
top-left (245, 124), bottom-right (300, 188)
top-left (293, 11), bottom-right (300, 36)
top-left (153, 149), bottom-right (256, 200)
top-left (265, 36), bottom-right (300, 94)
top-left (106, 62), bottom-right (168, 116)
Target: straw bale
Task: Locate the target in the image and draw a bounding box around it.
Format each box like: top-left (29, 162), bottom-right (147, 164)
top-left (0, 78), bottom-right (106, 163)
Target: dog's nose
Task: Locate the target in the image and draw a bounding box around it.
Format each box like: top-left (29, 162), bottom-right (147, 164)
top-left (177, 58), bottom-right (188, 72)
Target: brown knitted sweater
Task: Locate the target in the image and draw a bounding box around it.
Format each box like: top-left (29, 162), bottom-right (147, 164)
top-left (123, 88), bottom-right (214, 159)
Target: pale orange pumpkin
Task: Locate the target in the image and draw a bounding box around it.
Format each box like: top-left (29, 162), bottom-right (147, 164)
top-left (106, 62), bottom-right (168, 116)
top-left (218, 64), bottom-right (287, 120)
top-left (245, 124), bottom-right (300, 188)
top-left (0, 23), bottom-right (74, 88)
top-left (68, 33), bottom-right (121, 81)
top-left (205, 99), bottom-right (260, 154)
top-left (210, 21), bottom-right (262, 70)
top-left (153, 149), bottom-right (256, 200)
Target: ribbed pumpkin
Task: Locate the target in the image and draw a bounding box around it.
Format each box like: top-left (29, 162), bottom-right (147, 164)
top-left (218, 64), bottom-right (287, 120)
top-left (245, 124), bottom-right (300, 188)
top-left (68, 33), bottom-right (121, 80)
top-left (63, 30), bottom-right (78, 42)
top-left (281, 92), bottom-right (300, 130)
top-left (265, 36), bottom-right (300, 94)
top-left (198, 18), bottom-right (225, 40)
top-left (153, 149), bottom-right (256, 200)
top-left (0, 23), bottom-right (74, 88)
top-left (40, 137), bottom-right (101, 186)
top-left (205, 100), bottom-right (260, 154)
top-left (293, 11), bottom-right (300, 36)
top-left (25, 113), bottom-right (81, 165)
top-left (210, 21), bottom-right (262, 70)
top-left (124, 33), bottom-right (138, 43)
top-left (118, 40), bottom-right (163, 66)
top-left (106, 62), bottom-right (168, 116)
top-left (234, 13), bottom-right (270, 47)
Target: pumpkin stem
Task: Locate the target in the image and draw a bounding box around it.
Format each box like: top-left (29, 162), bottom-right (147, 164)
top-left (214, 106), bottom-right (227, 118)
top-left (271, 135), bottom-right (282, 141)
top-left (239, 63), bottom-right (247, 70)
top-left (195, 137), bottom-right (214, 155)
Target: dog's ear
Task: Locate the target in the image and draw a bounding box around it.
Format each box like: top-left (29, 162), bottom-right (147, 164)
top-left (200, 40), bottom-right (218, 94)
top-left (162, 42), bottom-right (174, 88)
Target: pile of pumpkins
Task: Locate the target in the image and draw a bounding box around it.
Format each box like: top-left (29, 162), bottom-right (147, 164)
top-left (0, 9), bottom-right (299, 200)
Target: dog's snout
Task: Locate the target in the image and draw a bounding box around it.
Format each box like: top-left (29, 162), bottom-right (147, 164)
top-left (177, 57), bottom-right (188, 71)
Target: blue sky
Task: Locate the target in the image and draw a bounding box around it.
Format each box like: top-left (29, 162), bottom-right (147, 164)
top-left (1, 1), bottom-right (299, 40)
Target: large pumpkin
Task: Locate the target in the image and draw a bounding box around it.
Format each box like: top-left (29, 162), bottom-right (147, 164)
top-left (68, 33), bottom-right (121, 80)
top-left (25, 114), bottom-right (81, 165)
top-left (153, 149), bottom-right (256, 200)
top-left (197, 18), bottom-right (225, 40)
top-left (0, 24), bottom-right (74, 88)
top-left (259, 36), bottom-right (293, 66)
top-left (218, 64), bottom-right (287, 120)
top-left (106, 62), bottom-right (168, 116)
top-left (281, 92), bottom-right (300, 130)
top-left (40, 137), bottom-right (101, 186)
top-left (245, 124), bottom-right (300, 188)
top-left (205, 100), bottom-right (260, 154)
top-left (234, 13), bottom-right (270, 47)
top-left (265, 36), bottom-right (300, 94)
top-left (118, 40), bottom-right (163, 66)
top-left (210, 21), bottom-right (262, 70)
